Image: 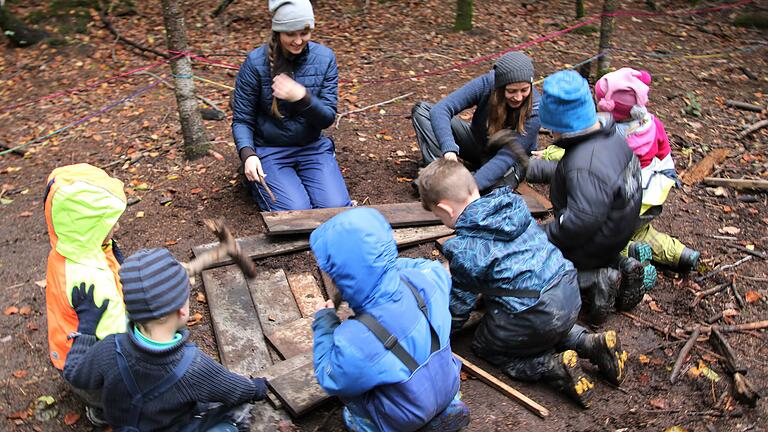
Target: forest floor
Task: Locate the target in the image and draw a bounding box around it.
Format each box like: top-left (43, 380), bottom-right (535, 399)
top-left (0, 0), bottom-right (767, 431)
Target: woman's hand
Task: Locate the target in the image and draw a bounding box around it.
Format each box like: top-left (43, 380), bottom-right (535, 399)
top-left (272, 74), bottom-right (307, 102)
top-left (443, 152), bottom-right (458, 162)
top-left (531, 150), bottom-right (544, 159)
top-left (244, 155), bottom-right (266, 182)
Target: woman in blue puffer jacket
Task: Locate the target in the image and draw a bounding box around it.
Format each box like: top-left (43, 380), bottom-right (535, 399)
top-left (231, 0), bottom-right (352, 211)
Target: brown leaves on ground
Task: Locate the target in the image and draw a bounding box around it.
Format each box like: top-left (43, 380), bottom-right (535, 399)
top-left (4, 306), bottom-right (19, 315)
top-left (63, 412), bottom-right (80, 425)
top-left (649, 397), bottom-right (669, 410)
top-left (745, 290), bottom-right (763, 303)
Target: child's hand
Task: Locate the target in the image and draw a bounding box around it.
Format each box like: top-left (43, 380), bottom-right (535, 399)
top-left (71, 282), bottom-right (109, 335)
top-left (531, 150), bottom-right (544, 159)
top-left (316, 298), bottom-right (335, 311)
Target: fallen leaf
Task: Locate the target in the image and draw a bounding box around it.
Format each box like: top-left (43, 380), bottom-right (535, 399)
top-left (186, 312), bottom-right (203, 326)
top-left (19, 211), bottom-right (33, 217)
top-left (396, 177), bottom-right (414, 183)
top-left (649, 397), bottom-right (669, 410)
top-left (63, 412), bottom-right (80, 425)
top-left (718, 226), bottom-right (741, 235)
top-left (638, 354), bottom-right (650, 364)
top-left (12, 370), bottom-right (28, 378)
top-left (6, 411), bottom-right (28, 420)
top-left (209, 150), bottom-right (224, 161)
top-left (134, 182), bottom-right (150, 191)
top-left (135, 211), bottom-right (145, 218)
top-left (745, 290), bottom-right (762, 303)
top-left (196, 292), bottom-right (206, 303)
top-left (190, 187), bottom-right (203, 194)
top-left (664, 427), bottom-right (688, 432)
top-left (26, 321), bottom-right (39, 331)
top-left (34, 280), bottom-right (46, 288)
top-left (649, 301), bottom-right (663, 313)
top-left (638, 373), bottom-right (650, 385)
top-left (4, 306), bottom-right (19, 315)
top-left (722, 205), bottom-right (732, 213)
top-left (19, 306), bottom-right (31, 316)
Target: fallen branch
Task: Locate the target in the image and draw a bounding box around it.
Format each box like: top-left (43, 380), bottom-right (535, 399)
top-left (211, 0), bottom-right (236, 17)
top-left (137, 70), bottom-right (225, 114)
top-left (737, 274), bottom-right (768, 282)
top-left (739, 67), bottom-right (758, 81)
top-left (703, 177), bottom-right (768, 191)
top-left (731, 274), bottom-right (745, 309)
top-left (695, 256), bottom-right (752, 283)
top-left (335, 92), bottom-right (414, 128)
top-left (691, 282), bottom-right (730, 307)
top-left (709, 327), bottom-right (761, 407)
top-left (620, 312), bottom-right (724, 361)
top-left (714, 320), bottom-right (768, 333)
top-left (670, 326), bottom-right (700, 384)
top-left (728, 244), bottom-right (766, 260)
top-left (739, 119), bottom-right (768, 138)
top-left (454, 353), bottom-right (549, 418)
top-left (725, 100), bottom-right (765, 112)
top-left (99, 6), bottom-right (169, 58)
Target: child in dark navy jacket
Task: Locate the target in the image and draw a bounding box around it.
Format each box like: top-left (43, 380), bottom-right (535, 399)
top-left (63, 248), bottom-right (267, 432)
top-left (418, 153), bottom-right (629, 408)
top-left (311, 208), bottom-right (470, 432)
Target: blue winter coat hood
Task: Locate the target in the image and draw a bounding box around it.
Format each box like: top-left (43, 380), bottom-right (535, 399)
top-left (310, 208), bottom-right (400, 310)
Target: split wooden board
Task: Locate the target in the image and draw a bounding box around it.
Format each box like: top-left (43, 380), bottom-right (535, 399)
top-left (287, 273), bottom-right (325, 317)
top-left (265, 316), bottom-right (314, 360)
top-left (267, 361), bottom-right (330, 417)
top-left (248, 269), bottom-right (302, 335)
top-left (261, 202), bottom-right (441, 235)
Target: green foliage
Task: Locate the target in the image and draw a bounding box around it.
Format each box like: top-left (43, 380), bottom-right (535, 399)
top-left (683, 92), bottom-right (702, 117)
top-left (572, 24), bottom-right (598, 35)
top-left (733, 13), bottom-right (768, 29)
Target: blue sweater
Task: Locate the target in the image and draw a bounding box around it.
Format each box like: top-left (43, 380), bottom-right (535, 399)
top-left (443, 187), bottom-right (574, 318)
top-left (430, 71), bottom-right (540, 191)
top-left (231, 42), bottom-right (338, 158)
top-left (63, 328), bottom-right (267, 431)
top-left (310, 208), bottom-right (454, 399)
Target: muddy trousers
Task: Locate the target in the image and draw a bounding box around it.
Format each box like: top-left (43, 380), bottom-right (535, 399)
top-left (411, 102), bottom-right (483, 165)
top-left (621, 222), bottom-right (686, 267)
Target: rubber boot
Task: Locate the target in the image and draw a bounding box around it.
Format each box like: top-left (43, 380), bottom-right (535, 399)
top-left (614, 256), bottom-right (655, 311)
top-left (677, 247), bottom-right (700, 273)
top-left (627, 241), bottom-right (653, 264)
top-left (545, 350), bottom-right (594, 408)
top-left (574, 330), bottom-right (629, 386)
top-left (578, 268), bottom-right (620, 325)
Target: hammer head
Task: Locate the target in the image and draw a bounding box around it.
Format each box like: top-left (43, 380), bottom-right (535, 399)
top-left (203, 218), bottom-right (257, 279)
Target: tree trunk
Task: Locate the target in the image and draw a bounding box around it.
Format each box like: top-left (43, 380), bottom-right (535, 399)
top-left (0, 3), bottom-right (49, 47)
top-left (454, 0), bottom-right (473, 31)
top-left (597, 0), bottom-right (616, 77)
top-left (576, 0), bottom-right (585, 18)
top-left (160, 0), bottom-right (210, 160)
top-left (211, 0), bottom-right (236, 18)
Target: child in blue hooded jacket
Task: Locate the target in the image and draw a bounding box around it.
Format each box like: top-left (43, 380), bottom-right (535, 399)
top-left (310, 208), bottom-right (470, 432)
top-left (418, 151), bottom-right (629, 408)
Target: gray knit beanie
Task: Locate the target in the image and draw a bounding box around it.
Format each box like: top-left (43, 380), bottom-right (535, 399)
top-left (493, 51), bottom-right (535, 88)
top-left (120, 248), bottom-right (190, 323)
top-left (269, 0), bottom-right (315, 32)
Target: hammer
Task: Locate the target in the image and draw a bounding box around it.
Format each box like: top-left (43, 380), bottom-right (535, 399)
top-left (183, 219), bottom-right (257, 278)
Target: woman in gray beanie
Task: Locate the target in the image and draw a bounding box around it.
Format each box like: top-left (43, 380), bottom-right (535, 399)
top-left (412, 51), bottom-right (540, 193)
top-left (231, 0), bottom-right (352, 211)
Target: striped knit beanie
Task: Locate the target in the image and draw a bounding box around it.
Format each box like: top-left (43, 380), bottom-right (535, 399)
top-left (119, 248), bottom-right (190, 322)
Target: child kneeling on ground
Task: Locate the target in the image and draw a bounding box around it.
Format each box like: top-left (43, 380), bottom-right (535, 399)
top-left (63, 248), bottom-right (267, 431)
top-left (311, 208), bottom-right (470, 432)
top-left (418, 155), bottom-right (628, 408)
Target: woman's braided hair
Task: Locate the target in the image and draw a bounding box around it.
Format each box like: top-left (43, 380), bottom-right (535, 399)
top-left (267, 32), bottom-right (283, 119)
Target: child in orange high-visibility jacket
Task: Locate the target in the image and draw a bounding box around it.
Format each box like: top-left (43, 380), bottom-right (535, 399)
top-left (44, 163), bottom-right (128, 424)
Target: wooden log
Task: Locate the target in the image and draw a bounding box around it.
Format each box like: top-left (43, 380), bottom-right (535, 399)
top-left (703, 177), bottom-right (768, 191)
top-left (739, 119), bottom-right (768, 138)
top-left (725, 100), bottom-right (765, 112)
top-left (265, 317), bottom-right (314, 360)
top-left (670, 326), bottom-right (700, 384)
top-left (201, 267), bottom-right (272, 376)
top-left (247, 270), bottom-right (302, 335)
top-left (709, 328), bottom-right (761, 407)
top-left (681, 149), bottom-right (730, 186)
top-left (287, 273), bottom-right (325, 317)
top-left (392, 225), bottom-right (455, 248)
top-left (267, 362), bottom-right (330, 417)
top-left (453, 353), bottom-right (549, 418)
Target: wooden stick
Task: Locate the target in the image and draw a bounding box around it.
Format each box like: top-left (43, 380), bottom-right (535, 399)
top-left (691, 282), bottom-right (730, 307)
top-left (453, 353), bottom-right (549, 418)
top-left (725, 100), bottom-right (765, 112)
top-left (731, 275), bottom-right (745, 309)
top-left (714, 320), bottom-right (768, 333)
top-left (702, 177), bottom-right (768, 191)
top-left (335, 92), bottom-right (414, 128)
top-left (737, 274), bottom-right (768, 282)
top-left (727, 243), bottom-right (766, 260)
top-left (670, 326), bottom-right (700, 384)
top-left (257, 173), bottom-right (277, 204)
top-left (739, 119), bottom-right (768, 138)
top-left (620, 312), bottom-right (724, 361)
top-left (695, 256), bottom-right (752, 282)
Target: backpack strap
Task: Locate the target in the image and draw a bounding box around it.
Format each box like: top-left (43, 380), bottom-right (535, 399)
top-left (114, 334), bottom-right (197, 429)
top-left (353, 275), bottom-right (440, 373)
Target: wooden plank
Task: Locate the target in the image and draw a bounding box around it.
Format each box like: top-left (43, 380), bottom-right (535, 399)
top-left (454, 353), bottom-right (549, 418)
top-left (287, 273), bottom-right (324, 317)
top-left (319, 271), bottom-right (337, 303)
top-left (201, 267), bottom-right (271, 376)
top-left (267, 363), bottom-right (330, 417)
top-left (391, 225), bottom-right (454, 248)
top-left (681, 148), bottom-right (730, 186)
top-left (265, 317), bottom-right (314, 359)
top-left (261, 202), bottom-right (441, 235)
top-left (192, 233), bottom-right (309, 268)
top-left (435, 235), bottom-right (456, 253)
top-left (261, 352), bottom-right (314, 381)
top-left (703, 177), bottom-right (768, 191)
top-left (247, 269), bottom-right (302, 335)
top-left (516, 182), bottom-right (552, 216)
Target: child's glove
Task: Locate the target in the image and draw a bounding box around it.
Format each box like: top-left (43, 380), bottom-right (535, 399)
top-left (251, 377), bottom-right (268, 402)
top-left (71, 282), bottom-right (109, 336)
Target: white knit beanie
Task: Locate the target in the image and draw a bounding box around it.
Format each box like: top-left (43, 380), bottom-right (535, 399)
top-left (269, 0), bottom-right (315, 32)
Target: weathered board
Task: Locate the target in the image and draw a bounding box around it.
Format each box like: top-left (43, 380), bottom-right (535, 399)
top-left (201, 267), bottom-right (271, 376)
top-left (391, 225), bottom-right (454, 248)
top-left (319, 271), bottom-right (337, 303)
top-left (261, 202), bottom-right (441, 235)
top-left (287, 273), bottom-right (324, 317)
top-left (435, 235), bottom-right (456, 253)
top-left (265, 316), bottom-right (314, 360)
top-left (192, 233), bottom-right (310, 268)
top-left (261, 352), bottom-right (314, 381)
top-left (247, 269), bottom-right (303, 335)
top-left (267, 362), bottom-right (330, 417)
top-left (517, 182), bottom-right (552, 216)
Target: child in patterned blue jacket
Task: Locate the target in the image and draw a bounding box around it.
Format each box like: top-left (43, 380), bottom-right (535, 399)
top-left (418, 144), bottom-right (629, 408)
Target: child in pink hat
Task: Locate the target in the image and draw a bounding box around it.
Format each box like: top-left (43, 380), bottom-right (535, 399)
top-left (596, 68), bottom-right (699, 273)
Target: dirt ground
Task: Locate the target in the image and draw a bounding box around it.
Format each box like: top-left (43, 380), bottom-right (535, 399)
top-left (1, 0), bottom-right (767, 431)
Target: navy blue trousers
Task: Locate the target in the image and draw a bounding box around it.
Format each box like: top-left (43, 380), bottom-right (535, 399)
top-left (251, 137), bottom-right (352, 211)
